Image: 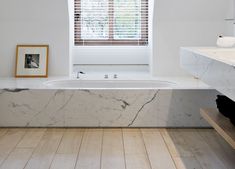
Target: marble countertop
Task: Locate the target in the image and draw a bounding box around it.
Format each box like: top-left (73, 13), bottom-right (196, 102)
top-left (0, 75), bottom-right (211, 90)
top-left (182, 47), bottom-right (235, 67)
top-left (181, 47), bottom-right (235, 101)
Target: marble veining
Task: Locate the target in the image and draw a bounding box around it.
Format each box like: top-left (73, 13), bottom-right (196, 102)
top-left (0, 89), bottom-right (219, 127)
top-left (3, 88), bottom-right (29, 92)
top-left (181, 47), bottom-right (235, 101)
top-left (81, 90), bottom-right (130, 110)
top-left (128, 90), bottom-right (159, 126)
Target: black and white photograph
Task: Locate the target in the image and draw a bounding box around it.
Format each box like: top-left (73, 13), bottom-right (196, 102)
top-left (15, 45), bottom-right (49, 77)
top-left (24, 54), bottom-right (40, 69)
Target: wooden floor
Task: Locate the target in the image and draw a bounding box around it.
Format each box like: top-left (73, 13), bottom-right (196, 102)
top-left (0, 128), bottom-right (234, 169)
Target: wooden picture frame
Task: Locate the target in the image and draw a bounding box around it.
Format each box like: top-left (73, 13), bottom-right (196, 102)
top-left (15, 45), bottom-right (49, 78)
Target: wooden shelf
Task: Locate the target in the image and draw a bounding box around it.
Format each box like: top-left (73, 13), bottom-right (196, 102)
top-left (200, 108), bottom-right (235, 149)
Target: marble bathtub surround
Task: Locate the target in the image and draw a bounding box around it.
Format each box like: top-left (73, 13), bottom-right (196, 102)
top-left (0, 89), bottom-right (219, 127)
top-left (0, 76), bottom-right (216, 127)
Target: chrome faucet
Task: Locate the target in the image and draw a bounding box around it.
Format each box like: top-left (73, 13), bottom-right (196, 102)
top-left (77, 71), bottom-right (85, 79)
top-left (104, 74), bottom-right (109, 79)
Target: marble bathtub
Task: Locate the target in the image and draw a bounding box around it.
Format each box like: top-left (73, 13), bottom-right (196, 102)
top-left (0, 80), bottom-right (219, 127)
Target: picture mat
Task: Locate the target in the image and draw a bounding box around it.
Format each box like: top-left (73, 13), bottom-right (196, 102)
top-left (16, 47), bottom-right (47, 76)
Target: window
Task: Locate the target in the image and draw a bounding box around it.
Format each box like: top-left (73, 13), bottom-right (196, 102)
top-left (74, 0), bottom-right (148, 46)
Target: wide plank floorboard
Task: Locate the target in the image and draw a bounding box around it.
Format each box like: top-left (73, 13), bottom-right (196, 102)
top-left (122, 129), bottom-right (151, 169)
top-left (0, 129), bottom-right (26, 166)
top-left (0, 129), bottom-right (8, 138)
top-left (141, 129), bottom-right (176, 169)
top-left (75, 129), bottom-right (103, 169)
top-left (179, 129), bottom-right (227, 169)
top-left (0, 128), bottom-right (232, 169)
top-left (17, 128), bottom-right (46, 148)
top-left (161, 129), bottom-right (203, 169)
top-left (24, 129), bottom-right (64, 169)
top-left (50, 129), bottom-right (84, 169)
top-left (101, 129), bottom-right (125, 169)
top-left (197, 129), bottom-right (235, 169)
top-left (0, 148), bottom-right (33, 169)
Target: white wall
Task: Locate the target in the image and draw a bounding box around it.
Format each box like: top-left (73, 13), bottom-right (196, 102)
top-left (151, 0), bottom-right (234, 76)
top-left (0, 0), bottom-right (233, 77)
top-left (0, 0), bottom-right (69, 77)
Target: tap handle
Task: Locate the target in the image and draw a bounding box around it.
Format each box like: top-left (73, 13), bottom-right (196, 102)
top-left (104, 74), bottom-right (108, 79)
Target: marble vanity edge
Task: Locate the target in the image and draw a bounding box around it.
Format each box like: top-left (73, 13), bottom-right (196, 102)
top-left (181, 47), bottom-right (235, 67)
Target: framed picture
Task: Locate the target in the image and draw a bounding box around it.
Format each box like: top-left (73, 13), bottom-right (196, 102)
top-left (15, 45), bottom-right (49, 78)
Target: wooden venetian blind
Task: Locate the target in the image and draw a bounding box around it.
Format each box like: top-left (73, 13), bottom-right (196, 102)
top-left (74, 0), bottom-right (148, 46)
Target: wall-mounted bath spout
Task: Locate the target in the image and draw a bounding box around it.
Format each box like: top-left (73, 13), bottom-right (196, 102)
top-left (77, 71), bottom-right (85, 79)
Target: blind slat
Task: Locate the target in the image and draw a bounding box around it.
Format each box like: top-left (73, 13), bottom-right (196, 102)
top-left (74, 0), bottom-right (148, 46)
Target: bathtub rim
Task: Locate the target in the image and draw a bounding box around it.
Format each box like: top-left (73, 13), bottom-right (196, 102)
top-left (43, 79), bottom-right (178, 90)
top-left (0, 76), bottom-right (212, 90)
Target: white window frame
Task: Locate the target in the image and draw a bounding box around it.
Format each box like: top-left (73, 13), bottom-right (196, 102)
top-left (68, 0), bottom-right (150, 65)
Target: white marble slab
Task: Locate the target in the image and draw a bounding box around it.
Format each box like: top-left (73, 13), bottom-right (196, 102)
top-left (181, 47), bottom-right (235, 101)
top-left (0, 89), bottom-right (219, 127)
top-left (183, 47), bottom-right (235, 66)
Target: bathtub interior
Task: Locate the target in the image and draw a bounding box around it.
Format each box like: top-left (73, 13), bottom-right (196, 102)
top-left (43, 79), bottom-right (177, 89)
